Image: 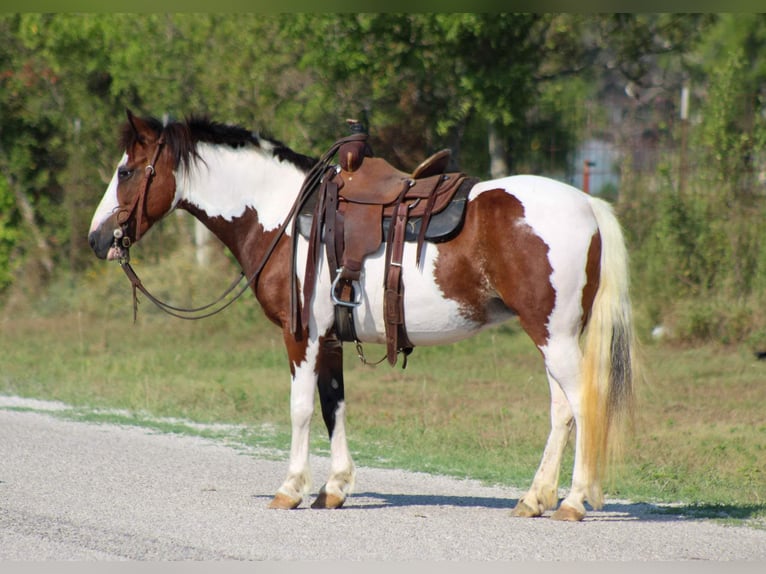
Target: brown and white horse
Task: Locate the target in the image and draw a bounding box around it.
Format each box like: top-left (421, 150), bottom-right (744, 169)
top-left (88, 111), bottom-right (638, 521)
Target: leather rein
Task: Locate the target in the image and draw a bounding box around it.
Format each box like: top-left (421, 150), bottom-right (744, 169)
top-left (112, 133), bottom-right (362, 324)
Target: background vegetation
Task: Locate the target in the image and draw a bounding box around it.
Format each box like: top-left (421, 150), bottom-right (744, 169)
top-left (1, 14), bottom-right (764, 521)
top-left (3, 13), bottom-right (766, 343)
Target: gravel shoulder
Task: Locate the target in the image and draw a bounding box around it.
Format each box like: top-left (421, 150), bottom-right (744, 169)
top-left (1, 397), bottom-right (765, 561)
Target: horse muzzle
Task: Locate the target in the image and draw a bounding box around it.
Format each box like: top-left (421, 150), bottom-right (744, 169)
top-left (88, 225), bottom-right (131, 261)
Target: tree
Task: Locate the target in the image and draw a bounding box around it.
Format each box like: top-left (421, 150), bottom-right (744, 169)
top-left (0, 14), bottom-right (66, 283)
top-left (0, 13), bottom-right (745, 305)
top-left (277, 14), bottom-right (559, 176)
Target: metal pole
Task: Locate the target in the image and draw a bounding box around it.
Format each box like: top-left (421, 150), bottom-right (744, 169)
top-left (680, 84), bottom-right (690, 194)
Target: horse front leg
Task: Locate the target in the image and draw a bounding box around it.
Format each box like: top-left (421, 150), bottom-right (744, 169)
top-left (269, 333), bottom-right (319, 509)
top-left (311, 333), bottom-right (355, 509)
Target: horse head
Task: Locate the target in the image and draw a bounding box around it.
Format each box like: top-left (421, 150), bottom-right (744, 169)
top-left (88, 109), bottom-right (179, 260)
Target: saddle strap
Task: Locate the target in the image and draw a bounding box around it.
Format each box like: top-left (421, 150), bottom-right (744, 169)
top-left (324, 178), bottom-right (341, 280)
top-left (290, 133), bottom-right (368, 336)
top-left (414, 174), bottom-right (446, 266)
top-left (326, 179), bottom-right (357, 306)
top-left (384, 194), bottom-right (414, 366)
top-left (301, 177), bottom-right (329, 330)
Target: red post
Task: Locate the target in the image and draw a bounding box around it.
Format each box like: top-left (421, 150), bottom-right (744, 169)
top-left (583, 160), bottom-right (595, 194)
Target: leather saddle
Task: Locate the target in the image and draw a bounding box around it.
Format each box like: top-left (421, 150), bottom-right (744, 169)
top-left (292, 130), bottom-right (476, 367)
top-left (297, 157), bottom-right (471, 253)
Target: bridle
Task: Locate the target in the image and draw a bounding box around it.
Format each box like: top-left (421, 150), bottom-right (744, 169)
top-left (110, 133), bottom-right (255, 322)
top-left (111, 139), bottom-right (254, 323)
top-left (110, 132), bottom-right (359, 325)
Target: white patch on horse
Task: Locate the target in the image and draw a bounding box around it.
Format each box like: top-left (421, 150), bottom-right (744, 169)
top-left (294, 237), bottom-right (336, 334)
top-left (284, 336), bottom-right (320, 486)
top-left (88, 152), bottom-right (126, 233)
top-left (470, 175), bottom-right (598, 340)
top-left (175, 143), bottom-right (305, 232)
top-left (350, 242), bottom-right (483, 346)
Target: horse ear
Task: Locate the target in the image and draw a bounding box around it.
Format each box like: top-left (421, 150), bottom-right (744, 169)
top-left (126, 109), bottom-right (139, 136)
top-left (125, 109), bottom-right (153, 145)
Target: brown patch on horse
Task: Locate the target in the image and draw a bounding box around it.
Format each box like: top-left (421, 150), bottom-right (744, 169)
top-left (178, 202), bottom-right (294, 327)
top-left (580, 230), bottom-right (602, 332)
top-left (432, 194), bottom-right (492, 324)
top-left (282, 328), bottom-right (309, 377)
top-left (115, 128), bottom-right (179, 241)
top-left (434, 189), bottom-right (555, 348)
top-left (142, 150), bottom-right (177, 225)
top-left (180, 202), bottom-right (307, 374)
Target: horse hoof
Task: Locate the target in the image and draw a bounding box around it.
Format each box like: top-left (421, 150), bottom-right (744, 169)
top-left (511, 499), bottom-right (542, 518)
top-left (311, 491), bottom-right (345, 509)
top-left (268, 492), bottom-right (302, 509)
top-left (551, 503), bottom-right (585, 522)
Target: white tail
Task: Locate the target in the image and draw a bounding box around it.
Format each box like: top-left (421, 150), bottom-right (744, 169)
top-left (580, 196), bottom-right (639, 507)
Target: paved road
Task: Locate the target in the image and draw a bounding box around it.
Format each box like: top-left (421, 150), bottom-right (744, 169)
top-left (1, 398), bottom-right (765, 561)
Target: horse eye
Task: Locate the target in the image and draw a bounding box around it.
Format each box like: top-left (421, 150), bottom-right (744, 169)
top-left (118, 167), bottom-right (134, 181)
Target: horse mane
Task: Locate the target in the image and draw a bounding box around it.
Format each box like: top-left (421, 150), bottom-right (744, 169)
top-left (119, 114), bottom-right (316, 174)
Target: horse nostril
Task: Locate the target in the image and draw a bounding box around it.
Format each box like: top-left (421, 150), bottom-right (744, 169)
top-left (88, 232), bottom-right (97, 251)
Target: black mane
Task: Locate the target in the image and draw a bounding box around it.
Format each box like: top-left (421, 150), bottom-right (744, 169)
top-left (120, 114), bottom-right (316, 174)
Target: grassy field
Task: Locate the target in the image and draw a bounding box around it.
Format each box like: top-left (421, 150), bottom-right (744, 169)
top-left (1, 248), bottom-right (764, 525)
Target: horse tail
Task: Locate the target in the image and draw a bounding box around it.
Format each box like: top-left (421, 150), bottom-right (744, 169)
top-left (580, 196), bottom-right (639, 507)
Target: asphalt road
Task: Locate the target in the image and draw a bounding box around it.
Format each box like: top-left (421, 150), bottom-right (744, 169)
top-left (1, 397), bottom-right (765, 561)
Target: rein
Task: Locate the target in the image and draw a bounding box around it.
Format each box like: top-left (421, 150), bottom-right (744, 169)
top-left (119, 258), bottom-right (247, 322)
top-left (116, 133), bottom-right (366, 325)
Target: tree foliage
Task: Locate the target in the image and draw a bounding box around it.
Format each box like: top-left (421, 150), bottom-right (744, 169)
top-left (278, 14), bottom-right (572, 171)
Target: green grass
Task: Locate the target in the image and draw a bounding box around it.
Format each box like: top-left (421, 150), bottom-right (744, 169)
top-left (1, 248), bottom-right (764, 527)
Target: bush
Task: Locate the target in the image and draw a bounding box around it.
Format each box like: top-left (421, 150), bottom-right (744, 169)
top-left (622, 50), bottom-right (766, 346)
top-left (669, 298), bottom-right (758, 346)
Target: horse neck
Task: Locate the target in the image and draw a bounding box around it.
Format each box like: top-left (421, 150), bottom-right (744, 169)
top-left (175, 142), bottom-right (307, 273)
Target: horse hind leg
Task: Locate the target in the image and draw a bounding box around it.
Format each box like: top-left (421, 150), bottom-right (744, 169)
top-left (512, 369), bottom-right (573, 518)
top-left (535, 335), bottom-right (601, 522)
top-left (311, 334), bottom-right (355, 509)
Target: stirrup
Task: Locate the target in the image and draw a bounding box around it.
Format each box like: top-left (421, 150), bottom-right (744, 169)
top-left (331, 271), bottom-right (362, 308)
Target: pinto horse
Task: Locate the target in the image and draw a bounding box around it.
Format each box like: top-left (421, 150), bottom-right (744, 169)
top-left (88, 111), bottom-right (638, 521)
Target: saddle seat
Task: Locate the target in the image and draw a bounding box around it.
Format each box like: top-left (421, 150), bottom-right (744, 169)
top-left (337, 157), bottom-right (463, 216)
top-left (337, 153), bottom-right (454, 208)
top-left (412, 148), bottom-right (452, 179)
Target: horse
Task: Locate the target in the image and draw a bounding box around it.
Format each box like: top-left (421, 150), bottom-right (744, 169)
top-left (88, 110), bottom-right (639, 521)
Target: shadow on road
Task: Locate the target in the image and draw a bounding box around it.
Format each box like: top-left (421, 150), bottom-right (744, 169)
top-left (251, 491), bottom-right (748, 522)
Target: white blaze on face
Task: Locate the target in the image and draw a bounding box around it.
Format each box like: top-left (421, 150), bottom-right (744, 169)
top-left (89, 152), bottom-right (127, 234)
